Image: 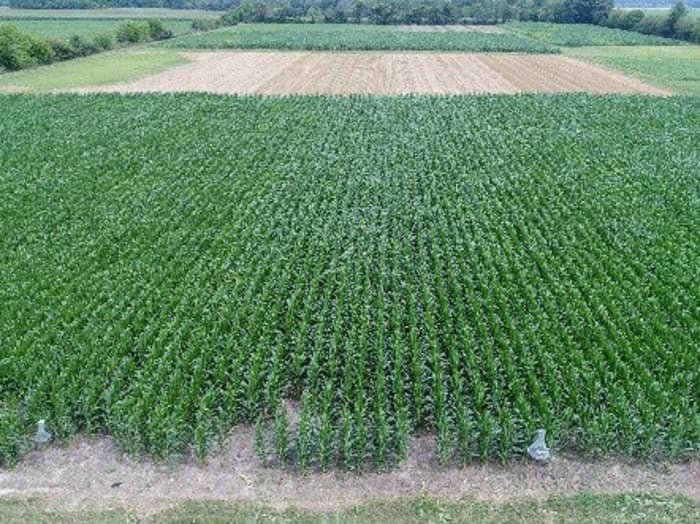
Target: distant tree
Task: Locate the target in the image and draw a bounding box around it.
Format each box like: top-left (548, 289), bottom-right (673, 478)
top-left (369, 2), bottom-right (397, 25)
top-left (223, 0), bottom-right (256, 23)
top-left (307, 5), bottom-right (324, 21)
top-left (254, 1), bottom-right (270, 21)
top-left (634, 13), bottom-right (665, 34)
top-left (663, 1), bottom-right (688, 36)
top-left (352, 0), bottom-right (365, 23)
top-left (616, 9), bottom-right (645, 30)
top-left (325, 7), bottom-right (347, 23)
top-left (674, 16), bottom-right (700, 42)
top-left (556, 0), bottom-right (613, 24)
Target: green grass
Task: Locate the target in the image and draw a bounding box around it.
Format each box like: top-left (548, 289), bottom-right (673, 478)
top-left (1, 18), bottom-right (192, 40)
top-left (566, 45), bottom-right (700, 95)
top-left (506, 21), bottom-right (679, 46)
top-left (1, 94), bottom-right (698, 468)
top-left (166, 23), bottom-right (558, 52)
top-left (2, 494), bottom-right (699, 523)
top-left (0, 50), bottom-right (188, 91)
top-left (0, 8), bottom-right (223, 20)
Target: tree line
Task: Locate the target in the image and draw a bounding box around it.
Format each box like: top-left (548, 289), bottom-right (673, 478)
top-left (604, 2), bottom-right (699, 42)
top-left (6, 0), bottom-right (610, 23)
top-left (217, 0), bottom-right (697, 42)
top-left (4, 1), bottom-right (700, 43)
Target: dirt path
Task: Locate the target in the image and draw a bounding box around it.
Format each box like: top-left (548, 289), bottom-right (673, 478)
top-left (75, 51), bottom-right (670, 96)
top-left (1, 429), bottom-right (697, 517)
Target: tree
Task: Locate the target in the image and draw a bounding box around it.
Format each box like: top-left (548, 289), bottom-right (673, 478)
top-left (223, 0), bottom-right (256, 24)
top-left (556, 0), bottom-right (614, 24)
top-left (663, 1), bottom-right (689, 37)
top-left (307, 5), bottom-right (324, 22)
top-left (0, 24), bottom-right (54, 70)
top-left (352, 0), bottom-right (365, 23)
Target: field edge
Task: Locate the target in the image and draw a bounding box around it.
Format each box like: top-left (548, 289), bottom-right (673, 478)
top-left (1, 493), bottom-right (699, 523)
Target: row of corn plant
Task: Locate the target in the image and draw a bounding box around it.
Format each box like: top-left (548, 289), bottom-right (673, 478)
top-left (0, 93), bottom-right (698, 468)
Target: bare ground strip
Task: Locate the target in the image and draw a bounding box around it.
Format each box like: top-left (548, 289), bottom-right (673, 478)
top-left (75, 51), bottom-right (669, 96)
top-left (1, 431), bottom-right (698, 517)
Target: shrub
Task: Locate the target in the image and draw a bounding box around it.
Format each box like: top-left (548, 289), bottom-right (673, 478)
top-left (0, 24), bottom-right (53, 71)
top-left (635, 15), bottom-right (666, 36)
top-left (147, 19), bottom-right (173, 41)
top-left (222, 2), bottom-right (252, 25)
top-left (0, 40), bottom-right (33, 70)
top-left (68, 34), bottom-right (98, 57)
top-left (605, 9), bottom-right (645, 31)
top-left (93, 32), bottom-right (115, 51)
top-left (674, 16), bottom-right (700, 42)
top-left (46, 38), bottom-right (76, 61)
top-left (116, 20), bottom-right (151, 44)
top-left (621, 9), bottom-right (646, 31)
top-left (27, 36), bottom-right (54, 64)
top-left (191, 18), bottom-right (222, 32)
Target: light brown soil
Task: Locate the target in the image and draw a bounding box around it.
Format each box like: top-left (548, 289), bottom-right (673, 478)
top-left (1, 429), bottom-right (698, 517)
top-left (0, 85), bottom-right (28, 93)
top-left (76, 51), bottom-right (669, 96)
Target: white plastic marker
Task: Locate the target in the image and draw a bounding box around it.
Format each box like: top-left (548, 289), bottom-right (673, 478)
top-left (527, 428), bottom-right (550, 462)
top-left (33, 419), bottom-right (51, 444)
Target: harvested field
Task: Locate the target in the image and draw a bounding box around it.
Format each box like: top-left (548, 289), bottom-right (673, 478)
top-left (79, 51), bottom-right (669, 95)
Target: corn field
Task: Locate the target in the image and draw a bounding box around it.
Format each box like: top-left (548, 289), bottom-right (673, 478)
top-left (166, 23), bottom-right (559, 52)
top-left (505, 22), bottom-right (678, 47)
top-left (0, 94), bottom-right (699, 469)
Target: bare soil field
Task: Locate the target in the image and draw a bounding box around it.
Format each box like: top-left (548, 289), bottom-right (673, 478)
top-left (1, 430), bottom-right (698, 517)
top-left (77, 51), bottom-right (669, 96)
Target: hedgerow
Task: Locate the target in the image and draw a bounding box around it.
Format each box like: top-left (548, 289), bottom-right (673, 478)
top-left (0, 94), bottom-right (698, 469)
top-left (0, 18), bottom-right (173, 72)
top-left (0, 24), bottom-right (54, 69)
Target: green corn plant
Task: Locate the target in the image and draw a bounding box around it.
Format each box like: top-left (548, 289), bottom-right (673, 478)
top-left (1, 94), bottom-right (698, 469)
top-left (274, 406), bottom-right (290, 466)
top-left (296, 393), bottom-right (314, 472)
top-left (254, 416), bottom-right (268, 463)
